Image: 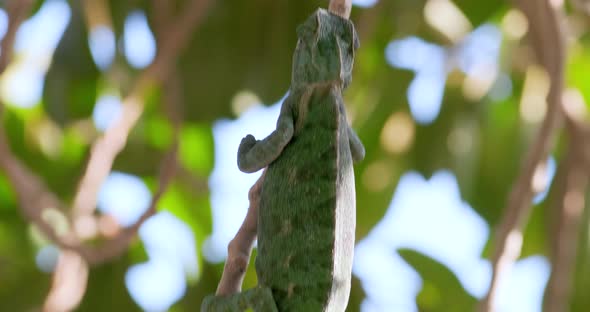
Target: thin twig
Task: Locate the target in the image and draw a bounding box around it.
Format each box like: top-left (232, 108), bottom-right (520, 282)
top-left (566, 118), bottom-right (590, 170)
top-left (43, 251), bottom-right (89, 312)
top-left (216, 171), bottom-right (265, 296)
top-left (0, 129), bottom-right (78, 246)
top-left (0, 0), bottom-right (33, 74)
top-left (543, 126), bottom-right (589, 312)
top-left (71, 96), bottom-right (143, 218)
top-left (480, 0), bottom-right (565, 310)
top-left (80, 140), bottom-right (178, 265)
top-left (329, 0), bottom-right (352, 19)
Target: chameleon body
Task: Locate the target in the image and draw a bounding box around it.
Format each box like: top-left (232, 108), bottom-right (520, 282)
top-left (203, 8), bottom-right (364, 312)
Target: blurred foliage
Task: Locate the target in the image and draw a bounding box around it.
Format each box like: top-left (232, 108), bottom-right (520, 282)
top-left (1, 0), bottom-right (590, 311)
top-left (398, 249), bottom-right (477, 311)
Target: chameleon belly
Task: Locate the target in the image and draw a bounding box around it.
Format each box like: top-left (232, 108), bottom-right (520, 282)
top-left (256, 85), bottom-right (355, 312)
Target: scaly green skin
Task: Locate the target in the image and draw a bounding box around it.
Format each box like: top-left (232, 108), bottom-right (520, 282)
top-left (202, 8), bottom-right (364, 312)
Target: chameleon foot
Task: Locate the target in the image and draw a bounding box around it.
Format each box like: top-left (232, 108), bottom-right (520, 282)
top-left (201, 287), bottom-right (278, 312)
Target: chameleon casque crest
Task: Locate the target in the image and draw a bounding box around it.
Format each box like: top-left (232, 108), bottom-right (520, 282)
top-left (202, 8), bottom-right (365, 312)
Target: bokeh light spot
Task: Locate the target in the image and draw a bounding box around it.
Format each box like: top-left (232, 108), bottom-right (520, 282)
top-left (532, 156), bottom-right (556, 204)
top-left (0, 0), bottom-right (70, 108)
top-left (231, 90), bottom-right (262, 116)
top-left (447, 124), bottom-right (474, 156)
top-left (88, 25), bottom-right (116, 70)
top-left (0, 9), bottom-right (8, 41)
top-left (97, 172), bottom-right (152, 227)
top-left (562, 88), bottom-right (587, 122)
top-left (424, 0), bottom-right (472, 42)
top-left (407, 71), bottom-right (446, 124)
top-left (126, 258), bottom-right (186, 312)
top-left (35, 245), bottom-right (60, 273)
top-left (0, 64), bottom-right (45, 108)
top-left (502, 9), bottom-right (529, 40)
top-left (125, 212), bottom-right (198, 311)
top-left (352, 0), bottom-right (379, 8)
top-left (488, 73), bottom-right (513, 101)
top-left (139, 212), bottom-right (198, 279)
top-left (92, 93), bottom-right (122, 131)
top-left (520, 65), bottom-right (550, 124)
top-left (380, 112), bottom-right (415, 154)
top-left (123, 10), bottom-right (156, 69)
top-left (362, 160), bottom-right (394, 192)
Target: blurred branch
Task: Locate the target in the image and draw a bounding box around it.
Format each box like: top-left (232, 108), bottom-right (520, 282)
top-left (81, 0), bottom-right (113, 30)
top-left (571, 0), bottom-right (590, 18)
top-left (71, 96), bottom-right (143, 218)
top-left (43, 251), bottom-right (89, 312)
top-left (480, 0), bottom-right (566, 310)
top-left (0, 0), bottom-right (76, 248)
top-left (70, 0), bottom-right (210, 264)
top-left (566, 118), bottom-right (590, 169)
top-left (0, 129), bottom-right (79, 247)
top-left (544, 123), bottom-right (589, 312)
top-left (329, 0), bottom-right (352, 19)
top-left (80, 140), bottom-right (178, 265)
top-left (0, 0), bottom-right (212, 269)
top-left (0, 0), bottom-right (33, 74)
top-left (0, 7), bottom-right (90, 310)
top-left (152, 0), bottom-right (175, 40)
top-left (72, 0), bottom-right (213, 218)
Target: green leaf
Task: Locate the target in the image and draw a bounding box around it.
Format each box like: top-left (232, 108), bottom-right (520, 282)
top-left (145, 115), bottom-right (174, 149)
top-left (567, 46), bottom-right (590, 107)
top-left (0, 174), bottom-right (15, 209)
top-left (179, 124), bottom-right (214, 176)
top-left (60, 126), bottom-right (87, 164)
top-left (398, 248), bottom-right (476, 312)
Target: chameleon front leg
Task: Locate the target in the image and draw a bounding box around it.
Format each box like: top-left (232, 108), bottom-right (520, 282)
top-left (348, 126), bottom-right (365, 162)
top-left (237, 96), bottom-right (295, 173)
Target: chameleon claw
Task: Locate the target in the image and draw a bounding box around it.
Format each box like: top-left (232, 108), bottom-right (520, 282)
top-left (239, 135), bottom-right (257, 154)
top-left (238, 135), bottom-right (261, 173)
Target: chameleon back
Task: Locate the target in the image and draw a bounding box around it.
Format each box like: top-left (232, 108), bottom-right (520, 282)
top-left (255, 8), bottom-right (358, 312)
top-left (256, 84), bottom-right (356, 312)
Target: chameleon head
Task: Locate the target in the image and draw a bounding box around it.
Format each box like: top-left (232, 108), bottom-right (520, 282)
top-left (291, 8), bottom-right (359, 89)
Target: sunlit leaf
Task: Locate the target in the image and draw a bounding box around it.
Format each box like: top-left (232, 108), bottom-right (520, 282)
top-left (566, 46), bottom-right (590, 107)
top-left (145, 115), bottom-right (174, 149)
top-left (0, 175), bottom-right (15, 208)
top-left (398, 248), bottom-right (477, 312)
top-left (179, 124), bottom-right (213, 176)
top-left (59, 126), bottom-right (87, 164)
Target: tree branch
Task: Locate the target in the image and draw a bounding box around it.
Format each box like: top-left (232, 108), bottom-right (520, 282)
top-left (329, 0), bottom-right (352, 19)
top-left (71, 0), bottom-right (213, 218)
top-left (216, 170), bottom-right (265, 296)
top-left (80, 140), bottom-right (178, 265)
top-left (0, 0), bottom-right (77, 251)
top-left (480, 0), bottom-right (566, 310)
top-left (0, 0), bottom-right (33, 74)
top-left (543, 125), bottom-right (589, 312)
top-left (43, 251), bottom-right (89, 312)
top-left (0, 0), bottom-right (213, 266)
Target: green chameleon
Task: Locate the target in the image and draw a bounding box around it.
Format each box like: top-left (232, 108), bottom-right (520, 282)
top-left (202, 8), bottom-right (365, 312)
